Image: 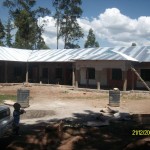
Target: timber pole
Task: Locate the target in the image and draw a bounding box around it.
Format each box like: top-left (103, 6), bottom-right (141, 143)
top-left (131, 66), bottom-right (150, 91)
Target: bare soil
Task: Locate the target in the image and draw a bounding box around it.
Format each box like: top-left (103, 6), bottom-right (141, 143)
top-left (0, 84), bottom-right (150, 150)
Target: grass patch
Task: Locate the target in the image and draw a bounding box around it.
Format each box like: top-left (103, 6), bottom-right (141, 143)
top-left (0, 94), bottom-right (16, 104)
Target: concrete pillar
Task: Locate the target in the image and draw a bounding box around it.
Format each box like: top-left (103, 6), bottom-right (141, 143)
top-left (26, 62), bottom-right (29, 83)
top-left (123, 70), bottom-right (127, 91)
top-left (72, 67), bottom-right (75, 86)
top-left (86, 68), bottom-right (89, 88)
top-left (75, 69), bottom-right (80, 88)
top-left (63, 65), bottom-right (66, 85)
top-left (48, 68), bottom-right (50, 84)
top-left (39, 63), bottom-right (42, 83)
top-left (95, 70), bottom-right (101, 90)
top-left (131, 70), bottom-right (134, 90)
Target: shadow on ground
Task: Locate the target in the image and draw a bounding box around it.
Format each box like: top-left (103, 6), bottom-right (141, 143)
top-left (1, 111), bottom-right (150, 150)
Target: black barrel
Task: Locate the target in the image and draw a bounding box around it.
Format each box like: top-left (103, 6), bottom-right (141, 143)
top-left (109, 90), bottom-right (120, 107)
top-left (17, 89), bottom-right (30, 108)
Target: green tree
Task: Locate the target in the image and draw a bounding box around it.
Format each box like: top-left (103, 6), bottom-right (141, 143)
top-left (0, 19), bottom-right (5, 46)
top-left (84, 28), bottom-right (99, 48)
top-left (5, 17), bottom-right (14, 47)
top-left (36, 24), bottom-right (49, 49)
top-left (53, 0), bottom-right (84, 49)
top-left (3, 0), bottom-right (50, 49)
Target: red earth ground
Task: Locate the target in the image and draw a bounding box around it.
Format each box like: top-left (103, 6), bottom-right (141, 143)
top-left (0, 84), bottom-right (150, 150)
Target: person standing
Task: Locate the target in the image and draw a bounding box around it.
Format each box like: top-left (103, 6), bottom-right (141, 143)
top-left (12, 103), bottom-right (25, 135)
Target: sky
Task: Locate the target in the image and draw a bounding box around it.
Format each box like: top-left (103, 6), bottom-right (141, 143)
top-left (1, 0), bottom-right (150, 49)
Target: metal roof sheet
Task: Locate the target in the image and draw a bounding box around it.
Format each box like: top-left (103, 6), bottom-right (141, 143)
top-left (0, 46), bottom-right (150, 62)
top-left (0, 46), bottom-right (31, 62)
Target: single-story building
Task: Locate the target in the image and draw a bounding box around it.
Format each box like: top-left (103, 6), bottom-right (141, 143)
top-left (0, 46), bottom-right (150, 91)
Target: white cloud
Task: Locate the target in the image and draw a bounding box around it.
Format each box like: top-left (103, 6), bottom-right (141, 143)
top-left (79, 8), bottom-right (150, 46)
top-left (41, 8), bottom-right (150, 48)
top-left (38, 17), bottom-right (64, 49)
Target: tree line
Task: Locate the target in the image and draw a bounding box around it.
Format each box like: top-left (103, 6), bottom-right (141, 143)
top-left (0, 0), bottom-right (99, 50)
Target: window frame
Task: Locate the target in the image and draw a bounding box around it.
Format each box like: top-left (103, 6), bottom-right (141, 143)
top-left (87, 68), bottom-right (95, 80)
top-left (42, 68), bottom-right (48, 78)
top-left (141, 69), bottom-right (150, 81)
top-left (55, 68), bottom-right (62, 79)
top-left (112, 69), bottom-right (122, 80)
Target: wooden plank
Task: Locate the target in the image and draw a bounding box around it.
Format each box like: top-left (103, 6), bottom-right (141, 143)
top-left (131, 67), bottom-right (150, 91)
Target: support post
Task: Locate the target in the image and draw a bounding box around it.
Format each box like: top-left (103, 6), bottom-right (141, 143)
top-left (131, 70), bottom-right (134, 90)
top-left (72, 67), bottom-right (75, 86)
top-left (48, 68), bottom-right (50, 84)
top-left (123, 70), bottom-right (127, 91)
top-left (75, 69), bottom-right (80, 88)
top-left (5, 62), bottom-right (7, 83)
top-left (63, 65), bottom-right (66, 85)
top-left (26, 62), bottom-right (29, 83)
top-left (131, 66), bottom-right (150, 91)
top-left (86, 68), bottom-right (89, 88)
top-left (96, 70), bottom-right (101, 90)
top-left (39, 63), bottom-right (42, 84)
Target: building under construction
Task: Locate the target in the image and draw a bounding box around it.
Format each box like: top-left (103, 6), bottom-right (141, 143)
top-left (0, 46), bottom-right (150, 91)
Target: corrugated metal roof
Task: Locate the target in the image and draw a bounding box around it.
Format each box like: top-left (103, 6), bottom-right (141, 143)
top-left (0, 46), bottom-right (31, 62)
top-left (0, 46), bottom-right (150, 62)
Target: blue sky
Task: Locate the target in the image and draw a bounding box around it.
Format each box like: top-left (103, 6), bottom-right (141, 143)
top-left (82, 0), bottom-right (150, 19)
top-left (1, 0), bottom-right (150, 48)
top-left (34, 0), bottom-right (150, 19)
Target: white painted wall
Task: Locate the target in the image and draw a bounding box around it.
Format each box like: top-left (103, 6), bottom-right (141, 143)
top-left (80, 68), bottom-right (86, 84)
top-left (79, 67), bottom-right (107, 86)
top-left (89, 79), bottom-right (96, 85)
top-left (76, 60), bottom-right (127, 86)
top-left (80, 68), bottom-right (96, 85)
top-left (100, 69), bottom-right (107, 86)
top-left (76, 60), bottom-right (128, 71)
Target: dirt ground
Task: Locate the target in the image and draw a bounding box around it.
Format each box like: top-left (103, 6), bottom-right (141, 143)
top-left (0, 84), bottom-right (150, 150)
